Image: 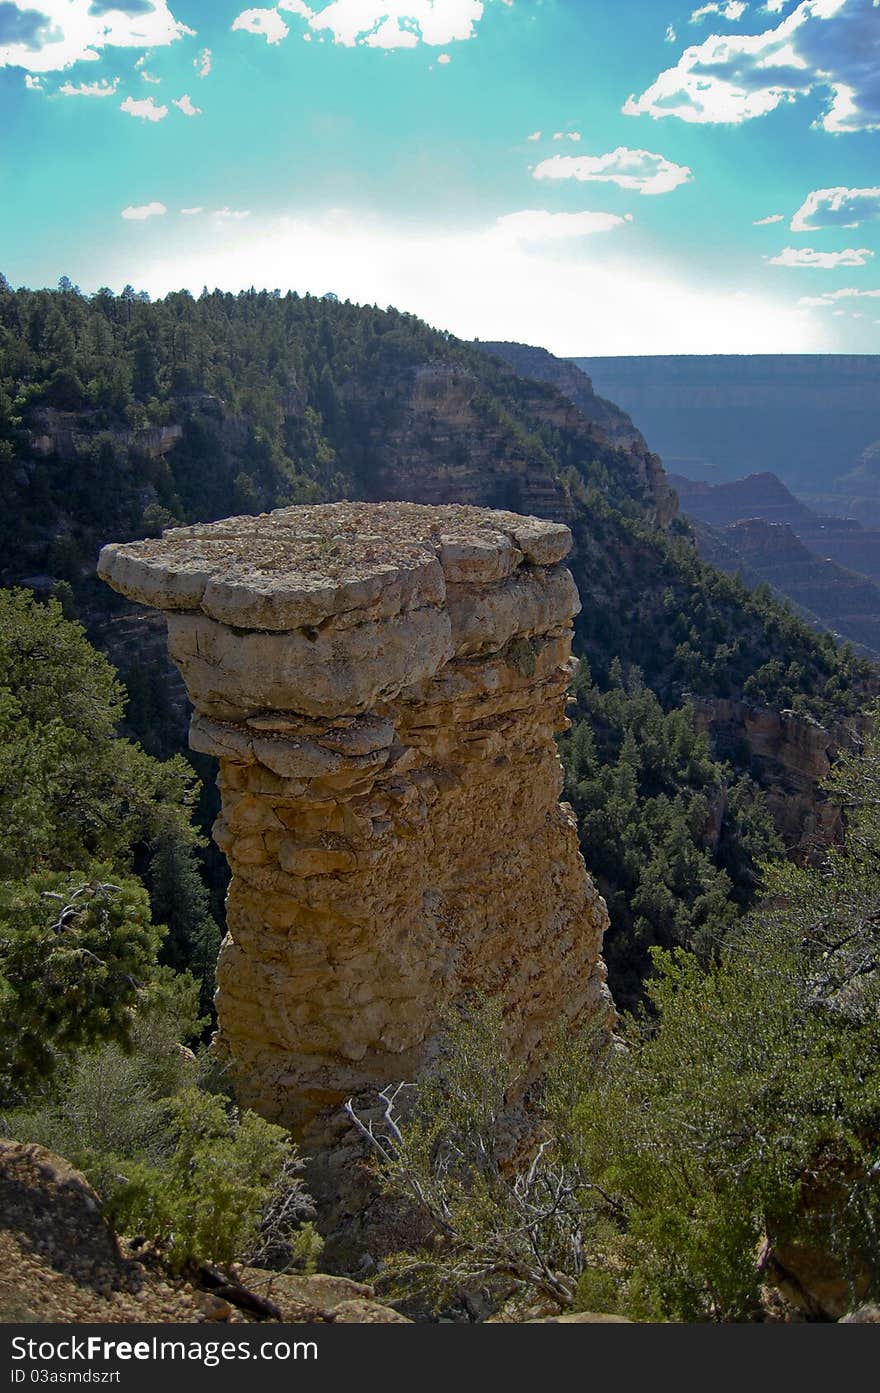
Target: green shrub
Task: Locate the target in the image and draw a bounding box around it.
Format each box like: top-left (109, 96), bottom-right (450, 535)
top-left (103, 1089), bottom-right (313, 1273)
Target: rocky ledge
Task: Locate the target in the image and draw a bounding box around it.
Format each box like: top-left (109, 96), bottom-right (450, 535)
top-left (99, 502), bottom-right (613, 1146)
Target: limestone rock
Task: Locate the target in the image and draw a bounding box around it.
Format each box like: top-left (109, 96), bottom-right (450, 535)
top-left (99, 501), bottom-right (613, 1143)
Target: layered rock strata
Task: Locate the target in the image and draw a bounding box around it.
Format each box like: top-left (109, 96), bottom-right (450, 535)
top-left (98, 502), bottom-right (612, 1137)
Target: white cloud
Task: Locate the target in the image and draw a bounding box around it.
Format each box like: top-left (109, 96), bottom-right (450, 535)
top-left (120, 94), bottom-right (168, 120)
top-left (140, 69), bottom-right (160, 83)
top-left (665, 24), bottom-right (677, 41)
top-left (754, 212), bottom-right (784, 223)
top-left (797, 285), bottom-right (880, 305)
top-left (180, 206), bottom-right (204, 214)
top-left (364, 16), bottom-right (419, 46)
top-left (768, 245), bottom-right (874, 266)
top-left (136, 206), bottom-right (824, 355)
top-left (533, 147), bottom-right (692, 196)
top-left (264, 1), bottom-right (491, 49)
top-left (691, 2), bottom-right (749, 21)
top-left (59, 76), bottom-right (119, 95)
top-left (231, 8), bottom-right (289, 43)
top-left (495, 209), bottom-right (633, 240)
top-left (791, 186), bottom-right (880, 231)
top-left (214, 207), bottom-right (252, 219)
top-left (526, 130), bottom-right (541, 141)
top-left (0, 0), bottom-right (194, 75)
top-left (625, 0), bottom-right (880, 132)
top-left (24, 73), bottom-right (43, 87)
top-left (552, 130), bottom-right (582, 142)
top-left (194, 45), bottom-right (211, 75)
top-left (437, 50), bottom-right (450, 61)
top-left (173, 92), bottom-right (201, 115)
top-left (121, 200), bottom-right (167, 220)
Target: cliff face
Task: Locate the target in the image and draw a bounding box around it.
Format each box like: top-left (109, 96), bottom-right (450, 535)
top-left (671, 473), bottom-right (880, 656)
top-left (352, 362), bottom-right (577, 523)
top-left (343, 354), bottom-right (676, 530)
top-left (694, 516), bottom-right (880, 658)
top-left (474, 341), bottom-right (678, 529)
top-left (477, 342), bottom-right (648, 452)
top-left (576, 355), bottom-right (880, 494)
top-left (98, 502), bottom-right (614, 1143)
top-left (690, 697), bottom-right (850, 856)
top-left (673, 472), bottom-right (880, 590)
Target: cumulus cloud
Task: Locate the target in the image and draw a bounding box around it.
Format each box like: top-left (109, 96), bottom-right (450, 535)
top-left (495, 209), bottom-right (633, 240)
top-left (233, 1), bottom-right (494, 50)
top-left (436, 50), bottom-right (450, 61)
top-left (797, 285), bottom-right (880, 305)
top-left (58, 74), bottom-right (117, 94)
top-left (194, 44), bottom-right (210, 75)
top-left (791, 186), bottom-right (880, 231)
top-left (754, 212), bottom-right (784, 223)
top-left (120, 93), bottom-right (167, 119)
top-left (624, 0), bottom-right (880, 133)
top-left (231, 7), bottom-right (289, 43)
top-left (552, 130), bottom-right (581, 142)
top-left (768, 245), bottom-right (874, 266)
top-left (180, 205), bottom-right (203, 214)
top-left (24, 71), bottom-right (42, 86)
top-left (0, 0), bottom-right (193, 74)
top-left (121, 200), bottom-right (166, 219)
top-left (533, 147), bottom-right (692, 196)
top-left (139, 68), bottom-right (160, 81)
top-left (134, 206), bottom-right (824, 355)
top-left (214, 207), bottom-right (251, 218)
top-left (691, 2), bottom-right (748, 21)
top-left (172, 91), bottom-right (200, 115)
top-left (665, 24), bottom-right (677, 41)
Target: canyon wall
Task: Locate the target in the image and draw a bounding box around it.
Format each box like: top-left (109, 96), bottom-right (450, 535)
top-left (98, 501), bottom-right (613, 1143)
top-left (576, 354), bottom-right (880, 492)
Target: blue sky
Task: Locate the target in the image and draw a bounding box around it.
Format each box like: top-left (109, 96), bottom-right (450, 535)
top-left (1, 0), bottom-right (879, 353)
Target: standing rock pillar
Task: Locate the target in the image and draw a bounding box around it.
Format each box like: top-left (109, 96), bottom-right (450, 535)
top-left (99, 502), bottom-right (613, 1138)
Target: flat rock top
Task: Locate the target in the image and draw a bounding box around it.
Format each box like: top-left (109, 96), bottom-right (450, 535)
top-left (98, 501), bottom-right (572, 632)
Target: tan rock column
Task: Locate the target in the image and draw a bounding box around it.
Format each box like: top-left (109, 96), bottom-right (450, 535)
top-left (99, 502), bottom-right (612, 1136)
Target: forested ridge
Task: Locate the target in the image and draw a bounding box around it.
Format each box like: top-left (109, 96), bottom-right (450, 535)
top-left (0, 278), bottom-right (875, 997)
top-left (2, 279), bottom-right (880, 1318)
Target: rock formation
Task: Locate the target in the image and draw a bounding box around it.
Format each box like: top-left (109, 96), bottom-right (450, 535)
top-left (98, 501), bottom-right (613, 1140)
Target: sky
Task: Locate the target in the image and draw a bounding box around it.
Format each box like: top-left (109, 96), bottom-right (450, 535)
top-left (1, 0), bottom-right (879, 355)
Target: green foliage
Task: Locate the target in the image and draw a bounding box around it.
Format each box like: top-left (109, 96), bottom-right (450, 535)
top-left (570, 502), bottom-right (872, 722)
top-left (0, 873), bottom-right (161, 1101)
top-left (0, 588), bottom-right (216, 1093)
top-left (367, 718), bottom-right (880, 1320)
top-left (3, 967), bottom-right (203, 1163)
top-left (102, 1089), bottom-right (308, 1273)
top-left (348, 998), bottom-right (605, 1312)
top-left (5, 974), bottom-right (318, 1275)
top-left (0, 588), bottom-right (198, 881)
top-left (560, 659), bottom-right (782, 1005)
top-left (146, 835), bottom-right (221, 1016)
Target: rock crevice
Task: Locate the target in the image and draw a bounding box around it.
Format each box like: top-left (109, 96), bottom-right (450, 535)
top-left (99, 502), bottom-right (613, 1137)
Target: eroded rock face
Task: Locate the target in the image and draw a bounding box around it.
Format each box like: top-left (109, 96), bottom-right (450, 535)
top-left (99, 502), bottom-right (613, 1138)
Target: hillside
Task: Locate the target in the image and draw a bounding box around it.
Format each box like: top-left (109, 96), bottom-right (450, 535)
top-left (574, 355), bottom-right (880, 498)
top-left (1, 285), bottom-right (875, 1006)
top-left (671, 473), bottom-right (880, 656)
top-left (671, 471), bottom-right (880, 584)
